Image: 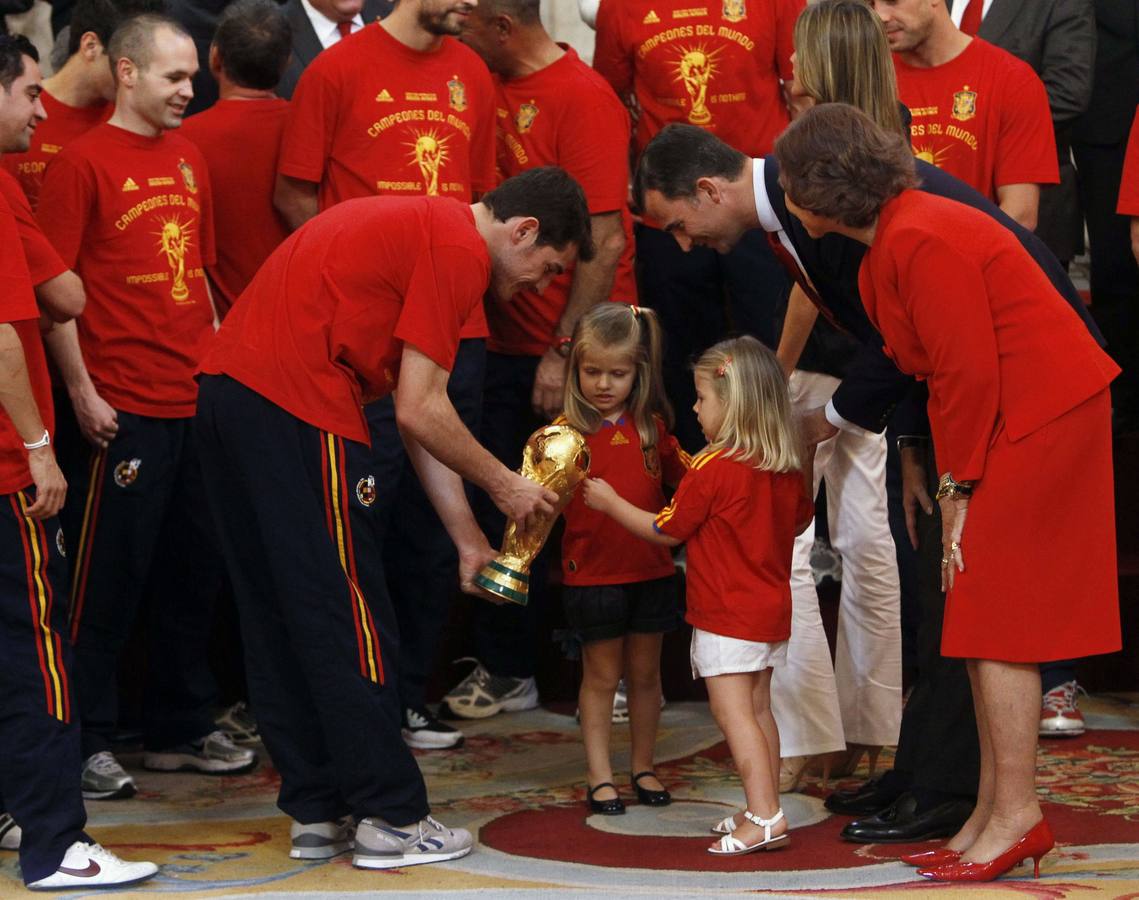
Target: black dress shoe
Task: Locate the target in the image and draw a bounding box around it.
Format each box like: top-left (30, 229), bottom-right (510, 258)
top-left (840, 792), bottom-right (974, 843)
top-left (632, 770), bottom-right (671, 806)
top-left (825, 775), bottom-right (903, 816)
top-left (588, 782), bottom-right (625, 815)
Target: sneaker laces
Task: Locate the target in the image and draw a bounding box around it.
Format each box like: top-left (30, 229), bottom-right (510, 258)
top-left (405, 708), bottom-right (430, 729)
top-left (202, 729), bottom-right (239, 750)
top-left (87, 752), bottom-right (126, 776)
top-left (421, 815), bottom-right (447, 838)
top-left (82, 843), bottom-right (127, 865)
top-left (450, 658), bottom-right (491, 691)
top-left (1042, 680), bottom-right (1083, 714)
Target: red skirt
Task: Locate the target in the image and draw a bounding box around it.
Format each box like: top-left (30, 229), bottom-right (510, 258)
top-left (940, 389), bottom-right (1121, 662)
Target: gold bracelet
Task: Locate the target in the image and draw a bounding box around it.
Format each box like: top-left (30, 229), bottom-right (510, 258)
top-left (935, 472), bottom-right (974, 501)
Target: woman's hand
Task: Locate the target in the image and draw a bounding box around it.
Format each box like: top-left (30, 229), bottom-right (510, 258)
top-left (581, 477), bottom-right (617, 513)
top-left (939, 495), bottom-right (969, 591)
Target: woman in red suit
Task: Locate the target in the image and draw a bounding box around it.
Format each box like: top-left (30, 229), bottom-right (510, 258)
top-left (773, 103), bottom-right (1121, 883)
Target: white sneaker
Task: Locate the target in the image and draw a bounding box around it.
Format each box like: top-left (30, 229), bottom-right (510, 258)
top-left (290, 817), bottom-right (355, 859)
top-left (0, 812), bottom-right (21, 850)
top-left (143, 730), bottom-right (258, 774)
top-left (439, 659), bottom-right (538, 720)
top-left (26, 841), bottom-right (158, 891)
top-left (352, 815), bottom-right (472, 869)
top-left (81, 751), bottom-right (137, 801)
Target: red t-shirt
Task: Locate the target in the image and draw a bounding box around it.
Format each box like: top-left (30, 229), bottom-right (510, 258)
top-left (653, 449), bottom-right (811, 642)
top-left (0, 193), bottom-right (54, 495)
top-left (37, 123), bottom-right (217, 419)
top-left (894, 38), bottom-right (1058, 200)
top-left (0, 90), bottom-right (112, 211)
top-left (200, 196), bottom-right (489, 443)
top-left (278, 23), bottom-right (492, 338)
top-left (0, 169), bottom-right (67, 286)
top-left (1117, 106), bottom-right (1139, 216)
top-left (487, 47), bottom-right (637, 356)
top-left (559, 413), bottom-right (689, 585)
top-left (594, 0), bottom-right (801, 158)
top-left (180, 98), bottom-right (291, 317)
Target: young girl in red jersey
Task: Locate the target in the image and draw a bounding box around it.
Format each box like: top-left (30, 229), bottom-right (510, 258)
top-left (583, 335), bottom-right (813, 856)
top-left (558, 303), bottom-right (689, 817)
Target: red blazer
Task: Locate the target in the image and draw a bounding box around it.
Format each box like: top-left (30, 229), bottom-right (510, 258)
top-left (858, 191), bottom-right (1118, 482)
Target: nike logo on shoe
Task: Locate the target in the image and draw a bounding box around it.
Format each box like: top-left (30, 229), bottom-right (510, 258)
top-left (57, 861), bottom-right (101, 877)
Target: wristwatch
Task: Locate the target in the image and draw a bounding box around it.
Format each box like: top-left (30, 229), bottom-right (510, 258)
top-left (935, 472), bottom-right (974, 501)
top-left (551, 336), bottom-right (573, 358)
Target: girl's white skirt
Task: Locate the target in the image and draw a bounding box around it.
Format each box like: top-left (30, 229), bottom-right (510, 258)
top-left (690, 628), bottom-right (789, 678)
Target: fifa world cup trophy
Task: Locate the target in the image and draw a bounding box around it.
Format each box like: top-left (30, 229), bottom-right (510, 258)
top-left (473, 423), bottom-right (591, 605)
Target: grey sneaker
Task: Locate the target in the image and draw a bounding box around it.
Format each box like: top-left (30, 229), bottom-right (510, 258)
top-left (81, 751), bottom-right (137, 801)
top-left (26, 841), bottom-right (157, 890)
top-left (143, 730), bottom-right (258, 774)
top-left (439, 659), bottom-right (539, 720)
top-left (215, 701), bottom-right (259, 744)
top-left (353, 815), bottom-right (472, 869)
top-left (290, 817), bottom-right (355, 859)
top-left (0, 812), bottom-right (20, 850)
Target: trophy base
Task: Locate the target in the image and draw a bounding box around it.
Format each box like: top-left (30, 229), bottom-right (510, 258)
top-left (473, 560), bottom-right (529, 606)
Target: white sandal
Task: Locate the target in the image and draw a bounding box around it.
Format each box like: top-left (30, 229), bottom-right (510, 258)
top-left (711, 812), bottom-right (741, 835)
top-left (707, 808), bottom-right (790, 856)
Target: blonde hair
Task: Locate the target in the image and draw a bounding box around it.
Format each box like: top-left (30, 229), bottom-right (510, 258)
top-left (563, 304), bottom-right (673, 450)
top-left (793, 0), bottom-right (907, 139)
top-left (694, 336), bottom-right (801, 472)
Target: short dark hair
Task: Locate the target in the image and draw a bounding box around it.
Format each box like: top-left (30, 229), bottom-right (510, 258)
top-left (0, 34), bottom-right (37, 92)
top-left (214, 0), bottom-right (291, 90)
top-left (68, 0), bottom-right (165, 57)
top-left (482, 166), bottom-right (596, 261)
top-left (479, 0), bottom-right (541, 24)
top-left (634, 123), bottom-right (748, 210)
top-left (108, 13), bottom-right (192, 73)
top-left (773, 103), bottom-right (918, 228)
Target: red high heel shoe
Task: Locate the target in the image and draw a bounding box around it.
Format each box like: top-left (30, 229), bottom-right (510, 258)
top-left (918, 819), bottom-right (1054, 882)
top-left (900, 847), bottom-right (962, 867)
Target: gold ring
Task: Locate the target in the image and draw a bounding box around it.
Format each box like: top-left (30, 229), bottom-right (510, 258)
top-left (950, 541), bottom-right (961, 551)
top-left (941, 557), bottom-right (950, 566)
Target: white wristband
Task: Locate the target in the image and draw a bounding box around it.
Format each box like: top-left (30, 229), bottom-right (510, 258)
top-left (23, 429), bottom-right (50, 450)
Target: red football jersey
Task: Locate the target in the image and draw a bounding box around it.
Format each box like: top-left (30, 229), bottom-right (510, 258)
top-left (0, 90), bottom-right (112, 211)
top-left (593, 0), bottom-right (802, 158)
top-left (1117, 106), bottom-right (1139, 216)
top-left (894, 38), bottom-right (1058, 200)
top-left (37, 124), bottom-right (217, 419)
top-left (488, 47), bottom-right (637, 356)
top-left (200, 196), bottom-right (489, 443)
top-left (654, 449), bottom-right (811, 642)
top-left (277, 23), bottom-right (492, 338)
top-left (0, 192), bottom-right (54, 495)
top-left (278, 23), bottom-right (496, 206)
top-left (0, 169), bottom-right (66, 286)
top-left (180, 98), bottom-right (292, 317)
top-left (560, 413), bottom-right (689, 586)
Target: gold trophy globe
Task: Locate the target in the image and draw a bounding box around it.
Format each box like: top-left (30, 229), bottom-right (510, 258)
top-left (474, 423), bottom-right (591, 605)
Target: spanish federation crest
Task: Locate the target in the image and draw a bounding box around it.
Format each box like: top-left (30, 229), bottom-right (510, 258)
top-left (722, 0), bottom-right (747, 22)
top-left (356, 475), bottom-right (377, 507)
top-left (114, 458), bottom-right (142, 488)
top-left (448, 75), bottom-right (467, 112)
top-left (951, 86), bottom-right (977, 121)
top-left (178, 158), bottom-right (198, 194)
top-left (516, 100), bottom-right (539, 134)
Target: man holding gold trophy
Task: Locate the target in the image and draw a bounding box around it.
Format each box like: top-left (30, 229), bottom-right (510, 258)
top-left (194, 166), bottom-right (593, 871)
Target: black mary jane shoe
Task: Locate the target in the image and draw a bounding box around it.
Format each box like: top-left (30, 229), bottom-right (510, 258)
top-left (588, 782), bottom-right (626, 815)
top-left (632, 770), bottom-right (672, 806)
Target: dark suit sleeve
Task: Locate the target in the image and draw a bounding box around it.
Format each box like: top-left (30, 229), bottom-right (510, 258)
top-left (829, 341), bottom-right (920, 433)
top-left (1040, 0), bottom-right (1097, 125)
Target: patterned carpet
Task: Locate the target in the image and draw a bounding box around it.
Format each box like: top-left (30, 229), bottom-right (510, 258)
top-left (2, 694), bottom-right (1138, 898)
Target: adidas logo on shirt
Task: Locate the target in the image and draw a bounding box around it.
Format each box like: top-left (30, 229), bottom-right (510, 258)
top-left (121, 177), bottom-right (139, 192)
top-left (375, 89), bottom-right (394, 103)
top-left (643, 9), bottom-right (661, 23)
top-left (610, 431), bottom-right (630, 446)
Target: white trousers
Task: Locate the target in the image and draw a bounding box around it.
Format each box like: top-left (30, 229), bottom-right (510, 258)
top-left (771, 370), bottom-right (903, 756)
